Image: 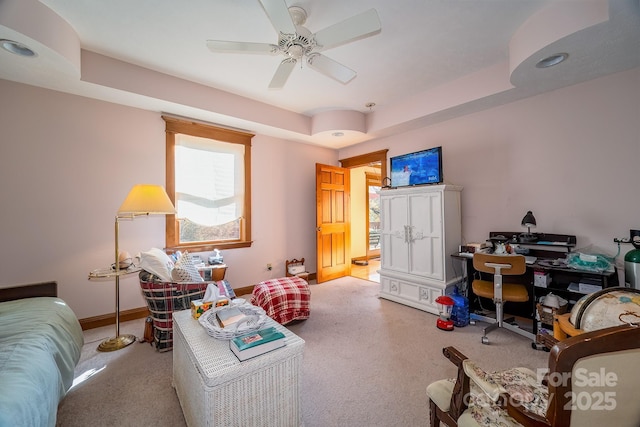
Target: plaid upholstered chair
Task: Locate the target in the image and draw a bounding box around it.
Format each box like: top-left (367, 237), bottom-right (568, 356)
top-left (138, 248), bottom-right (230, 351)
top-left (139, 270), bottom-right (209, 351)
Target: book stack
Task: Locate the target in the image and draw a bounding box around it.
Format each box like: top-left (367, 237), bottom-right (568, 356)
top-left (230, 327), bottom-right (286, 361)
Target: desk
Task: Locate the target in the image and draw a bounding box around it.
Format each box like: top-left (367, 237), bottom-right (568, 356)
top-left (452, 232), bottom-right (618, 335)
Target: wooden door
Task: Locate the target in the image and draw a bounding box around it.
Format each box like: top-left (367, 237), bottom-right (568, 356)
top-left (316, 163), bottom-right (351, 283)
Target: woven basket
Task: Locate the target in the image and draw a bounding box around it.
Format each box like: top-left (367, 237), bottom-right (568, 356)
top-left (139, 276), bottom-right (209, 351)
top-left (198, 303), bottom-right (268, 340)
top-left (536, 302), bottom-right (568, 326)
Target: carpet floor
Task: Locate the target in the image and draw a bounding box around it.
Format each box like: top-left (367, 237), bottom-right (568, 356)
top-left (56, 276), bottom-right (548, 426)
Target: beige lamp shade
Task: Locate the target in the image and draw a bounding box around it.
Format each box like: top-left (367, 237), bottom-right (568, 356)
top-left (118, 184), bottom-right (175, 215)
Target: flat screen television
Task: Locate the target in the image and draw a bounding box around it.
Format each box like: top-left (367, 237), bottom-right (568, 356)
top-left (390, 146), bottom-right (443, 187)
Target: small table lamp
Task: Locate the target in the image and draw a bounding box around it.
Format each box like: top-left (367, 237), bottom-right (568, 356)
top-left (98, 184), bottom-right (175, 352)
top-left (520, 210), bottom-right (537, 242)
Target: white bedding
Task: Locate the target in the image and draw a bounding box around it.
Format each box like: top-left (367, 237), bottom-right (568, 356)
top-left (0, 297), bottom-right (83, 427)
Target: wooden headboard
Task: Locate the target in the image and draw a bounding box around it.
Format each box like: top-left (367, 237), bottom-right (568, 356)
top-left (0, 281), bottom-right (58, 303)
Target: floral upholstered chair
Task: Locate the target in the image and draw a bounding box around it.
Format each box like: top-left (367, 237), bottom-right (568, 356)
top-left (427, 324), bottom-right (640, 426)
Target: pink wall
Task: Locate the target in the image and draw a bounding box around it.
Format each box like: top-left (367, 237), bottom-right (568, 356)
top-left (0, 80), bottom-right (337, 319)
top-left (1, 67), bottom-right (638, 319)
top-left (340, 67), bottom-right (640, 284)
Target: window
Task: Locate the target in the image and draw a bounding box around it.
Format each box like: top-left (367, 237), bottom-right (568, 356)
top-left (163, 116), bottom-right (253, 252)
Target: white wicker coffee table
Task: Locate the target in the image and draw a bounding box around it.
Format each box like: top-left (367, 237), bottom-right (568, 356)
top-left (172, 308), bottom-right (305, 427)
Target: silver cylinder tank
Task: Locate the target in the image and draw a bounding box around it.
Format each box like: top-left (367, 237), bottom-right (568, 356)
top-left (625, 260), bottom-right (640, 289)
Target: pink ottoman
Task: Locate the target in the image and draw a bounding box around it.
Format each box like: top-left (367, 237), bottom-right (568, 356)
top-left (251, 277), bottom-right (310, 325)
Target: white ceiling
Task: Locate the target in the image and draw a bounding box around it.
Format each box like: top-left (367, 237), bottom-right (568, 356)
top-left (1, 0), bottom-right (639, 149)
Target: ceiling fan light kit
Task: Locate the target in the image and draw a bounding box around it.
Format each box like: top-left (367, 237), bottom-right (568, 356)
top-left (279, 26), bottom-right (315, 59)
top-left (207, 0), bottom-right (381, 89)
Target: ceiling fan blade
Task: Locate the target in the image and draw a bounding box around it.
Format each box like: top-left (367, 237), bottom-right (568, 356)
top-left (259, 0), bottom-right (296, 35)
top-left (207, 40), bottom-right (279, 54)
top-left (269, 58), bottom-right (297, 89)
top-left (314, 9), bottom-right (381, 51)
top-left (307, 53), bottom-right (356, 84)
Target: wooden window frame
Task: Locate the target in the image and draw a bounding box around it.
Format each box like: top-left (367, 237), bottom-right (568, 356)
top-left (163, 115), bottom-right (253, 252)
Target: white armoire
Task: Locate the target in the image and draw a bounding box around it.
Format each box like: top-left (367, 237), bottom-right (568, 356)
top-left (378, 184), bottom-right (463, 314)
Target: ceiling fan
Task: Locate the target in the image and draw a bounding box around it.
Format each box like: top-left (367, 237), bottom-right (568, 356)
top-left (206, 0), bottom-right (381, 89)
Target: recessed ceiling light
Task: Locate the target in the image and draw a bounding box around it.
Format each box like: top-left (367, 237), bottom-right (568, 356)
top-left (536, 53), bottom-right (568, 68)
top-left (0, 39), bottom-right (37, 57)
top-left (332, 132), bottom-right (344, 137)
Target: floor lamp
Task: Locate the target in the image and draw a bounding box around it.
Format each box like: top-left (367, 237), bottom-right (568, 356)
top-left (97, 184), bottom-right (175, 352)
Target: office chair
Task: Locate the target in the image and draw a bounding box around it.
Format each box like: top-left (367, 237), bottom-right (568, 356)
top-left (471, 253), bottom-right (535, 344)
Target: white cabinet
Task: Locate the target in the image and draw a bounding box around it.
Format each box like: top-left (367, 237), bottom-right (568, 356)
top-left (378, 185), bottom-right (463, 314)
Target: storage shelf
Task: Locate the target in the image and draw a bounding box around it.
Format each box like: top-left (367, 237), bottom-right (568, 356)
top-left (489, 231), bottom-right (577, 254)
top-left (520, 241), bottom-right (575, 249)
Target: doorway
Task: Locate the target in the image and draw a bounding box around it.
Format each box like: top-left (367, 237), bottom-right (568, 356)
top-left (366, 171), bottom-right (381, 261)
top-left (339, 150), bottom-right (388, 283)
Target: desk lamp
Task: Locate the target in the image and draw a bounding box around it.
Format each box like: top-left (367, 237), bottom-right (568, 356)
top-left (520, 210), bottom-right (537, 242)
top-left (98, 184), bottom-right (175, 352)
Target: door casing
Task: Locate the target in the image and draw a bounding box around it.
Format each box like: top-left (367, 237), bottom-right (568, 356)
top-left (314, 150), bottom-right (388, 283)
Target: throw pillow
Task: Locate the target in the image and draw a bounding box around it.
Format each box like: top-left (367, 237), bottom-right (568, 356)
top-left (140, 248), bottom-right (174, 282)
top-left (171, 251), bottom-right (204, 282)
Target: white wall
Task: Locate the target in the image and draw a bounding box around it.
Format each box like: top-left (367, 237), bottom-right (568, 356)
top-left (2, 67), bottom-right (638, 319)
top-left (227, 134), bottom-right (334, 285)
top-left (0, 80), bottom-right (337, 319)
top-left (340, 68), bottom-right (640, 282)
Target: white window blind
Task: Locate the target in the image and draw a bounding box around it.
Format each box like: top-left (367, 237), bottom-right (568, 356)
top-left (175, 133), bottom-right (245, 240)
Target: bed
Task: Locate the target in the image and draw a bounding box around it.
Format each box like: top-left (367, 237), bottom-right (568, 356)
top-left (0, 281), bottom-right (84, 427)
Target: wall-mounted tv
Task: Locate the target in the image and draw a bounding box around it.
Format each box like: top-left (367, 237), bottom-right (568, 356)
top-left (390, 146), bottom-right (443, 187)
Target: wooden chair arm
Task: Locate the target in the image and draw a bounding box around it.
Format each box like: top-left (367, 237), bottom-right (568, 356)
top-left (442, 346), bottom-right (470, 420)
top-left (442, 346), bottom-right (468, 367)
